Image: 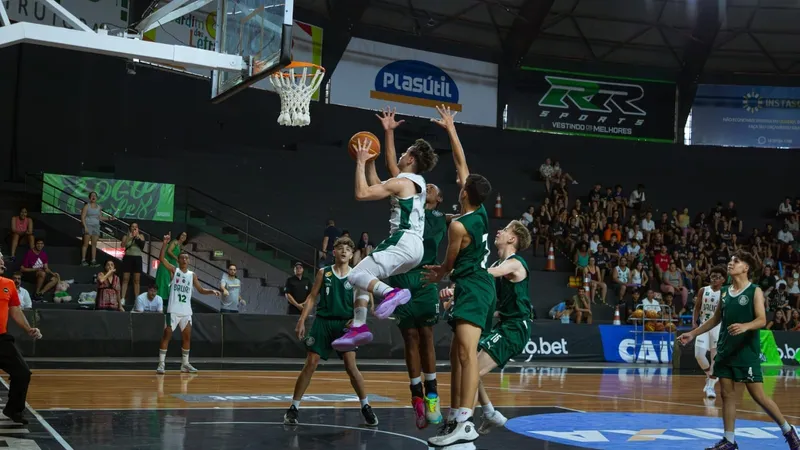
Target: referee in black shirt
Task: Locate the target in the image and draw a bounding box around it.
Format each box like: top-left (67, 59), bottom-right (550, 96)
top-left (284, 262), bottom-right (311, 315)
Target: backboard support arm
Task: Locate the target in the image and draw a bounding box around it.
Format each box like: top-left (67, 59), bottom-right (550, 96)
top-left (0, 0), bottom-right (10, 27)
top-left (41, 0), bottom-right (94, 33)
top-left (136, 0), bottom-right (214, 34)
top-left (0, 22), bottom-right (245, 71)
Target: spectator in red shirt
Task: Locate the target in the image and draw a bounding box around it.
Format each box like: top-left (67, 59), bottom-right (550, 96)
top-left (654, 245), bottom-right (672, 281)
top-left (20, 239), bottom-right (60, 301)
top-left (0, 255), bottom-right (42, 424)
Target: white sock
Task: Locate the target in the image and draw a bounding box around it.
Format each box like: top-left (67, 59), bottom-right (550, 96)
top-left (410, 376), bottom-right (422, 386)
top-left (447, 408), bottom-right (457, 421)
top-left (482, 402), bottom-right (495, 416)
top-left (181, 349), bottom-right (189, 365)
top-left (159, 349), bottom-right (167, 363)
top-left (372, 281), bottom-right (393, 298)
top-left (781, 422), bottom-right (792, 434)
top-left (292, 399), bottom-right (301, 409)
top-left (456, 407), bottom-right (472, 423)
top-left (423, 373), bottom-right (436, 381)
top-left (710, 377), bottom-right (718, 385)
top-left (353, 307), bottom-right (368, 327)
top-left (724, 431), bottom-right (735, 443)
top-left (360, 397), bottom-right (369, 407)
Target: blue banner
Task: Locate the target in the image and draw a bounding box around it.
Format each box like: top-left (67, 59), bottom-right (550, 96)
top-left (598, 325), bottom-right (674, 363)
top-left (691, 84), bottom-right (800, 148)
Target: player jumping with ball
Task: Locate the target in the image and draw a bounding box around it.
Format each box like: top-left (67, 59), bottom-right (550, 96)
top-left (331, 126), bottom-right (439, 352)
top-left (692, 265), bottom-right (726, 399)
top-left (679, 251), bottom-right (799, 450)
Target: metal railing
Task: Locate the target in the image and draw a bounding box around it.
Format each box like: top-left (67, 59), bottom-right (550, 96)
top-left (184, 187), bottom-right (319, 268)
top-left (25, 173), bottom-right (224, 294)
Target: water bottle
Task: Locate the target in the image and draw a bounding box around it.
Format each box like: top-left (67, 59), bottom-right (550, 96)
top-left (561, 314), bottom-right (570, 324)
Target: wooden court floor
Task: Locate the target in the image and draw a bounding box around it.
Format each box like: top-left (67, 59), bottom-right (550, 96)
top-left (2, 367), bottom-right (800, 449)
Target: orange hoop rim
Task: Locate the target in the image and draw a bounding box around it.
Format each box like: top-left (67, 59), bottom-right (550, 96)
top-left (272, 61), bottom-right (326, 78)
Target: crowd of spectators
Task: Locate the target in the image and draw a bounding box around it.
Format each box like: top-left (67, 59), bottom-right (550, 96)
top-left (533, 158), bottom-right (800, 328)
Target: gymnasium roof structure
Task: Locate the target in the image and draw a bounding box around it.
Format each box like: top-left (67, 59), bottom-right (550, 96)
top-left (298, 0), bottom-right (800, 75)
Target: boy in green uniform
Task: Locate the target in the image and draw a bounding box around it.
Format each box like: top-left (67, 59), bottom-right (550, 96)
top-left (679, 250), bottom-right (799, 450)
top-left (375, 107), bottom-right (446, 428)
top-left (284, 237), bottom-right (379, 428)
top-left (475, 220), bottom-right (532, 435)
top-left (425, 105), bottom-right (494, 447)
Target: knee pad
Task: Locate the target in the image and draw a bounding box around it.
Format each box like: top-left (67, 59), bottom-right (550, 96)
top-left (348, 263), bottom-right (379, 290)
top-left (695, 347), bottom-right (710, 370)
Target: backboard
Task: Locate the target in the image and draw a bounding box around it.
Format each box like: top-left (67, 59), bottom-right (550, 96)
top-left (211, 0), bottom-right (293, 103)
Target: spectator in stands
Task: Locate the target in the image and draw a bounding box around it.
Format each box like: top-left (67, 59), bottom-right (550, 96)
top-left (767, 309), bottom-right (789, 331)
top-left (96, 260), bottom-right (122, 311)
top-left (619, 288), bottom-right (641, 322)
top-left (573, 243), bottom-right (590, 276)
top-left (21, 239), bottom-right (59, 301)
top-left (612, 257), bottom-right (632, 300)
top-left (80, 191), bottom-right (111, 267)
top-left (788, 309), bottom-right (800, 331)
top-left (661, 261), bottom-right (688, 311)
top-left (156, 231), bottom-right (187, 300)
top-left (628, 184), bottom-right (646, 213)
top-left (133, 285), bottom-right (163, 313)
top-left (759, 266), bottom-right (778, 299)
top-left (12, 273), bottom-right (31, 310)
top-left (777, 224), bottom-right (794, 258)
top-left (285, 262), bottom-right (311, 315)
top-left (778, 197), bottom-right (794, 219)
top-left (781, 245), bottom-right (800, 269)
top-left (8, 207), bottom-right (34, 262)
top-left (642, 289), bottom-right (661, 313)
top-left (660, 292), bottom-right (681, 319)
top-left (220, 263), bottom-right (245, 313)
top-left (584, 256), bottom-right (606, 304)
top-left (593, 244), bottom-right (610, 281)
top-left (653, 245), bottom-right (671, 281)
top-left (120, 223), bottom-right (145, 305)
top-left (353, 232), bottom-right (374, 266)
top-left (630, 261), bottom-right (648, 291)
top-left (320, 219), bottom-right (341, 265)
top-left (551, 160), bottom-right (577, 186)
top-left (539, 158), bottom-right (555, 192)
top-left (521, 205), bottom-right (535, 228)
top-left (641, 212), bottom-right (655, 244)
top-left (549, 298), bottom-right (575, 322)
top-left (572, 289), bottom-right (592, 324)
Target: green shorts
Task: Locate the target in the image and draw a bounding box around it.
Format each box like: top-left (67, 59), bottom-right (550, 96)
top-left (713, 361), bottom-right (763, 383)
top-left (448, 271), bottom-right (495, 331)
top-left (479, 319), bottom-right (530, 369)
top-left (304, 317), bottom-right (353, 361)
top-left (388, 269), bottom-right (440, 329)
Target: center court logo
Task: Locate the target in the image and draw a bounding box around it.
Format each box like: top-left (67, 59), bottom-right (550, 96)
top-left (506, 412), bottom-right (790, 449)
top-left (370, 60), bottom-right (461, 111)
top-left (521, 338), bottom-right (568, 361)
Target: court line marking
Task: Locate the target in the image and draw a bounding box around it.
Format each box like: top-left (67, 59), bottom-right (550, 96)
top-left (554, 406), bottom-right (587, 413)
top-left (17, 373), bottom-right (800, 420)
top-left (39, 405), bottom-right (568, 411)
top-left (188, 421), bottom-right (429, 446)
top-left (0, 378), bottom-right (74, 450)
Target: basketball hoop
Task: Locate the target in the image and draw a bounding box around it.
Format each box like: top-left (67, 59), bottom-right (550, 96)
top-left (269, 62), bottom-right (326, 127)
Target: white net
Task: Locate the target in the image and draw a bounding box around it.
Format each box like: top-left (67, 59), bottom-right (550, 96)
top-left (269, 65), bottom-right (326, 127)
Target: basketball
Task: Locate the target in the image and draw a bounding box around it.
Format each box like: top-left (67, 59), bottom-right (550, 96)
top-left (348, 131), bottom-right (381, 161)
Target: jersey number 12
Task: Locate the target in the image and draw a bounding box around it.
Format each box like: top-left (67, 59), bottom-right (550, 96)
top-left (178, 294), bottom-right (187, 303)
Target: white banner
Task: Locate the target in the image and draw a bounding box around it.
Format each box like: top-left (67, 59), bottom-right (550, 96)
top-left (144, 15), bottom-right (323, 99)
top-left (331, 38), bottom-right (498, 127)
top-left (4, 0), bottom-right (129, 30)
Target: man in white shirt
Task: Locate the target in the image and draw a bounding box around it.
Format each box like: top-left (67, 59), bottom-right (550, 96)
top-left (133, 285), bottom-right (163, 313)
top-left (12, 272), bottom-right (31, 310)
top-left (629, 184), bottom-right (646, 212)
top-left (777, 224), bottom-right (795, 259)
top-left (539, 158), bottom-right (554, 192)
top-left (641, 289), bottom-right (661, 313)
top-left (640, 212), bottom-right (655, 244)
top-left (220, 264), bottom-right (245, 313)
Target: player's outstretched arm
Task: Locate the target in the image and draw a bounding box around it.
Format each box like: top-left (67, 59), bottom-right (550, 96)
top-left (193, 276), bottom-right (220, 297)
top-left (488, 258), bottom-right (523, 280)
top-left (432, 105), bottom-right (469, 187)
top-left (376, 106), bottom-right (403, 178)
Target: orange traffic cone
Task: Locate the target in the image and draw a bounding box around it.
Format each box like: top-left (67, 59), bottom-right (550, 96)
top-left (544, 246), bottom-right (556, 271)
top-left (613, 307), bottom-right (621, 325)
top-left (494, 193), bottom-right (502, 218)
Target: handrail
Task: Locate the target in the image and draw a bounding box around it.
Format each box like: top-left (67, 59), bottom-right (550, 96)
top-left (185, 186), bottom-right (320, 267)
top-left (25, 173), bottom-right (224, 291)
top-left (186, 187), bottom-right (318, 250)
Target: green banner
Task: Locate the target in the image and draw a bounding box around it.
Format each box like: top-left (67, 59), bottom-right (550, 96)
top-left (760, 329), bottom-right (783, 367)
top-left (42, 173), bottom-right (174, 222)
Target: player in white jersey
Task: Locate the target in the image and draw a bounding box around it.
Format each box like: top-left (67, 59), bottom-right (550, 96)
top-left (331, 124), bottom-right (439, 352)
top-left (156, 233), bottom-right (220, 374)
top-left (692, 265), bottom-right (726, 398)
